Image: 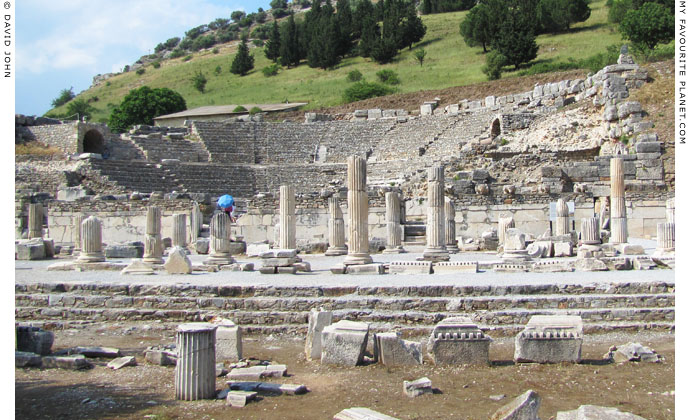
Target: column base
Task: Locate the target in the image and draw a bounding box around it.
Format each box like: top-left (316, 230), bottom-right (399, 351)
top-left (325, 247), bottom-right (348, 256)
top-left (76, 252), bottom-right (106, 263)
top-left (343, 253), bottom-right (373, 266)
top-left (204, 254), bottom-right (236, 265)
top-left (446, 244), bottom-right (460, 254)
top-left (501, 249), bottom-right (531, 261)
top-left (383, 246), bottom-right (407, 254)
top-left (421, 247), bottom-right (450, 262)
top-left (143, 256), bottom-right (164, 264)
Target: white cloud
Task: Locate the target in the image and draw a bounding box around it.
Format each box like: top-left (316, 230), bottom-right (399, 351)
top-left (17, 0), bottom-right (243, 75)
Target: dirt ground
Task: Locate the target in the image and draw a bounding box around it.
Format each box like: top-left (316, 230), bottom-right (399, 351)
top-left (15, 322), bottom-right (674, 420)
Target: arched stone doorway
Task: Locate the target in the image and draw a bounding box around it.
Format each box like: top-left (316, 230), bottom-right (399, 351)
top-left (490, 118), bottom-right (501, 139)
top-left (83, 129), bottom-right (105, 154)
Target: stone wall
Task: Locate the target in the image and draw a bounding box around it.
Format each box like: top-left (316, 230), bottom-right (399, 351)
top-left (24, 123), bottom-right (78, 154)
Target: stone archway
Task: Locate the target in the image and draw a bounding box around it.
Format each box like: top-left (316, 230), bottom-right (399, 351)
top-left (82, 129), bottom-right (105, 154)
top-left (490, 118), bottom-right (501, 139)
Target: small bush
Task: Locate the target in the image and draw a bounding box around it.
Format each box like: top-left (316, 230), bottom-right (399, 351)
top-left (249, 106), bottom-right (263, 115)
top-left (170, 49), bottom-right (185, 59)
top-left (343, 81), bottom-right (395, 103)
top-left (262, 63), bottom-right (280, 77)
top-left (346, 69), bottom-right (363, 82)
top-left (414, 48), bottom-right (427, 66)
top-left (481, 50), bottom-right (507, 80)
top-left (214, 65), bottom-right (222, 75)
top-left (152, 61), bottom-right (161, 69)
top-left (136, 68), bottom-right (145, 75)
top-left (253, 39), bottom-right (265, 47)
top-left (123, 65), bottom-right (130, 72)
top-left (106, 81), bottom-right (111, 86)
top-left (192, 71), bottom-right (208, 93)
top-left (500, 138), bottom-right (509, 146)
top-left (233, 105), bottom-right (248, 113)
top-left (376, 69), bottom-right (400, 85)
top-left (212, 47), bottom-right (220, 54)
top-left (183, 55), bottom-right (193, 62)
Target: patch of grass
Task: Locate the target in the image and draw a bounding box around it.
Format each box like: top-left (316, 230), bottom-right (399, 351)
top-left (15, 142), bottom-right (63, 156)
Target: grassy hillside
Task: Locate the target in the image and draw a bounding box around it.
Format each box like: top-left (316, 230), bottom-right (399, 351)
top-left (50, 0), bottom-right (623, 123)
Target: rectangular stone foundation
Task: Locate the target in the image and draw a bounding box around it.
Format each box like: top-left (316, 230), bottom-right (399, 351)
top-left (388, 261), bottom-right (432, 275)
top-left (432, 261), bottom-right (478, 274)
top-left (514, 315), bottom-right (583, 363)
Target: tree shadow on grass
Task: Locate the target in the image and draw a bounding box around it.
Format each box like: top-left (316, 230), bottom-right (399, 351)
top-left (414, 37), bottom-right (444, 49)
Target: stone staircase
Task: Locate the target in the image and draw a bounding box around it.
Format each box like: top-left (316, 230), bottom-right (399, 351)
top-left (403, 221), bottom-right (426, 246)
top-left (14, 280), bottom-right (674, 336)
top-left (129, 134), bottom-right (210, 163)
top-left (162, 162), bottom-right (256, 198)
top-left (86, 159), bottom-right (179, 193)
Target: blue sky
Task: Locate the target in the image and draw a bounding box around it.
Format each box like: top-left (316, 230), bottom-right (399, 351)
top-left (15, 0), bottom-right (272, 116)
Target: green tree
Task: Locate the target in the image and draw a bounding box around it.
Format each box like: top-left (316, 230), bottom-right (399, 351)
top-left (270, 0), bottom-right (288, 9)
top-left (536, 0), bottom-right (590, 33)
top-left (400, 1), bottom-right (426, 50)
top-left (265, 21), bottom-right (282, 62)
top-left (279, 14), bottom-right (301, 67)
top-left (108, 86), bottom-right (186, 133)
top-left (66, 99), bottom-right (95, 120)
top-left (307, 2), bottom-right (341, 69)
top-left (370, 35), bottom-right (398, 64)
top-left (230, 37), bottom-right (255, 75)
top-left (231, 10), bottom-right (246, 22)
top-left (192, 71), bottom-right (208, 93)
top-left (619, 2), bottom-right (673, 50)
top-left (481, 50), bottom-right (508, 80)
top-left (491, 0), bottom-right (539, 69)
top-left (51, 87), bottom-right (75, 108)
top-left (414, 48), bottom-right (427, 66)
top-left (460, 3), bottom-right (499, 53)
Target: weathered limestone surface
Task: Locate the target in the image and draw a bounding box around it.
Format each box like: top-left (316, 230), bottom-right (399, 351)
top-left (77, 216), bottom-right (105, 263)
top-left (279, 185), bottom-right (296, 249)
top-left (72, 214), bottom-right (85, 252)
top-left (445, 199), bottom-right (459, 253)
top-left (205, 212), bottom-right (236, 265)
top-left (16, 326), bottom-right (54, 355)
top-left (325, 196), bottom-right (347, 256)
top-left (514, 315), bottom-right (583, 363)
top-left (305, 308), bottom-right (333, 361)
top-left (121, 259), bottom-right (155, 275)
top-left (334, 407), bottom-right (400, 420)
top-left (164, 246), bottom-right (192, 274)
top-left (42, 355), bottom-right (93, 370)
top-left (190, 201), bottom-right (202, 242)
top-left (581, 218), bottom-right (601, 245)
top-left (610, 158), bottom-right (628, 244)
top-left (556, 405), bottom-right (648, 420)
top-left (389, 261), bottom-right (432, 275)
top-left (666, 197), bottom-right (674, 223)
top-left (433, 261), bottom-right (478, 274)
top-left (403, 377), bottom-right (432, 398)
top-left (498, 216), bottom-right (515, 245)
top-left (175, 323), bottom-right (217, 400)
top-left (654, 222), bottom-right (674, 258)
top-left (555, 199), bottom-right (569, 236)
top-left (171, 213), bottom-right (188, 252)
top-left (374, 332), bottom-right (422, 366)
top-left (28, 203), bottom-right (43, 239)
top-left (216, 320), bottom-right (242, 362)
top-left (344, 156), bottom-right (373, 265)
top-left (16, 239), bottom-right (46, 260)
top-left (490, 390), bottom-right (541, 420)
top-left (502, 228), bottom-right (529, 260)
top-left (143, 206), bottom-right (164, 264)
top-left (428, 317), bottom-right (491, 365)
top-left (383, 192), bottom-right (405, 253)
top-left (423, 165), bottom-right (449, 261)
top-left (321, 320), bottom-right (369, 366)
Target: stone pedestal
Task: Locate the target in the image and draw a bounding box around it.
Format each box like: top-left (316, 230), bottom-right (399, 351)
top-left (498, 216), bottom-right (515, 246)
top-left (279, 185), bottom-right (296, 250)
top-left (205, 213), bottom-right (236, 265)
top-left (143, 206), bottom-right (164, 264)
top-left (28, 203), bottom-right (43, 239)
top-left (666, 198), bottom-right (675, 223)
top-left (77, 216), bottom-right (105, 263)
top-left (172, 213), bottom-right (188, 253)
top-left (444, 199), bottom-right (459, 253)
top-left (325, 197), bottom-right (347, 256)
top-left (609, 158), bottom-right (628, 244)
top-left (555, 199), bottom-right (569, 236)
top-left (502, 228), bottom-right (529, 260)
top-left (190, 202), bottom-right (202, 243)
top-left (321, 320), bottom-right (369, 366)
top-left (72, 214), bottom-right (85, 253)
top-left (343, 156), bottom-right (373, 265)
top-left (654, 222), bottom-right (674, 257)
top-left (578, 217), bottom-right (602, 258)
top-left (383, 192), bottom-right (405, 253)
top-left (514, 315), bottom-right (583, 363)
top-left (427, 317), bottom-right (491, 365)
top-left (422, 165), bottom-right (449, 261)
top-left (175, 323), bottom-right (217, 400)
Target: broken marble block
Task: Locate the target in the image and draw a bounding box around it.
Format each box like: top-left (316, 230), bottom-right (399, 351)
top-left (144, 345), bottom-right (177, 366)
top-left (227, 364), bottom-right (287, 380)
top-left (164, 246), bottom-right (192, 274)
top-left (305, 308), bottom-right (333, 361)
top-left (321, 320), bottom-right (369, 366)
top-left (69, 346), bottom-right (121, 358)
top-left (403, 377), bottom-right (433, 398)
top-left (333, 407), bottom-right (400, 420)
top-left (226, 390), bottom-right (258, 407)
top-left (41, 355), bottom-right (93, 370)
top-left (514, 315), bottom-right (583, 363)
top-left (556, 405), bottom-right (648, 420)
top-left (16, 325), bottom-right (54, 356)
top-left (490, 390), bottom-right (541, 420)
top-left (228, 381), bottom-right (308, 395)
top-left (215, 319), bottom-right (242, 362)
top-left (605, 342), bottom-right (662, 363)
top-left (15, 351), bottom-right (42, 367)
top-left (427, 317), bottom-right (491, 365)
top-left (374, 332), bottom-right (422, 366)
top-left (121, 259), bottom-right (155, 275)
top-left (107, 356), bottom-right (137, 369)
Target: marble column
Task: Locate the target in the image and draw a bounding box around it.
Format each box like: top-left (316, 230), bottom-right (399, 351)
top-left (325, 196), bottom-right (347, 256)
top-left (580, 217), bottom-right (601, 245)
top-left (143, 206), bottom-right (164, 264)
top-left (383, 192), bottom-right (405, 253)
top-left (343, 156), bottom-right (373, 265)
top-left (555, 199), bottom-right (570, 236)
top-left (279, 185), bottom-right (296, 250)
top-left (172, 213), bottom-right (188, 253)
top-left (423, 165), bottom-right (449, 261)
top-left (205, 212), bottom-right (235, 265)
top-left (498, 216), bottom-right (515, 246)
top-left (609, 158), bottom-right (628, 244)
top-left (77, 216), bottom-right (105, 263)
top-left (190, 201), bottom-right (202, 242)
top-left (599, 196), bottom-right (610, 232)
top-left (666, 198), bottom-right (675, 223)
top-left (28, 203), bottom-right (43, 239)
top-left (72, 214), bottom-right (85, 253)
top-left (445, 198), bottom-right (459, 253)
top-left (656, 222), bottom-right (675, 251)
top-left (175, 323), bottom-right (217, 400)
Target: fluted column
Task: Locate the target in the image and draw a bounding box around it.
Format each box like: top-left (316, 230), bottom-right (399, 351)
top-left (666, 198), bottom-right (675, 223)
top-left (204, 212), bottom-right (235, 265)
top-left (279, 185), bottom-right (296, 249)
top-left (28, 204), bottom-right (43, 239)
top-left (175, 323), bottom-right (217, 401)
top-left (423, 165), bottom-right (449, 261)
top-left (599, 196), bottom-right (610, 232)
top-left (580, 217), bottom-right (601, 245)
top-left (498, 216), bottom-right (515, 246)
top-left (555, 199), bottom-right (570, 236)
top-left (72, 214), bottom-right (85, 253)
top-left (343, 156), bottom-right (373, 265)
top-left (143, 206), bottom-right (164, 264)
top-left (656, 222), bottom-right (675, 250)
top-left (172, 213), bottom-right (188, 253)
top-left (445, 198), bottom-right (459, 253)
top-left (609, 158), bottom-right (628, 244)
top-left (190, 201), bottom-right (202, 242)
top-left (77, 216), bottom-right (105, 263)
top-left (325, 196), bottom-right (347, 256)
top-left (383, 192), bottom-right (405, 253)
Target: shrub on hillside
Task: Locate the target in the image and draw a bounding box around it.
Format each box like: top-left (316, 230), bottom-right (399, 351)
top-left (346, 69), bottom-right (363, 82)
top-left (152, 61), bottom-right (161, 69)
top-left (481, 50), bottom-right (507, 80)
top-left (192, 71), bottom-right (208, 93)
top-left (262, 63), bottom-right (280, 77)
top-left (376, 69), bottom-right (400, 85)
top-left (170, 49), bottom-right (185, 59)
top-left (343, 81), bottom-right (394, 103)
top-left (136, 68), bottom-right (145, 75)
top-left (183, 55), bottom-right (193, 62)
top-left (51, 87), bottom-right (75, 108)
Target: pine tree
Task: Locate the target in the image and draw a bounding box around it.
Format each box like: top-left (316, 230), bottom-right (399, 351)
top-left (400, 1), bottom-right (426, 50)
top-left (459, 3), bottom-right (495, 53)
top-left (230, 37), bottom-right (255, 76)
top-left (264, 20), bottom-right (281, 62)
top-left (358, 15), bottom-right (380, 57)
top-left (491, 0), bottom-right (538, 69)
top-left (279, 14), bottom-right (301, 67)
top-left (335, 0), bottom-right (354, 56)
